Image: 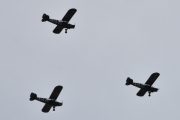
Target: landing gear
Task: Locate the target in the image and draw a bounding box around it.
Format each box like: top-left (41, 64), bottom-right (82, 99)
top-left (65, 29), bottom-right (68, 33)
top-left (148, 92), bottom-right (151, 97)
top-left (53, 106), bottom-right (55, 111)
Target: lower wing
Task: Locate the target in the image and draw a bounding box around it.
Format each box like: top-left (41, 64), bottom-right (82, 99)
top-left (42, 104), bottom-right (52, 113)
top-left (136, 89), bottom-right (147, 97)
top-left (53, 25), bottom-right (64, 34)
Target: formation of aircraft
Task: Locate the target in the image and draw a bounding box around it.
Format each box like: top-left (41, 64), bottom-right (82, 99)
top-left (29, 8), bottom-right (161, 113)
top-left (42, 8), bottom-right (77, 34)
top-left (126, 72), bottom-right (160, 97)
top-left (30, 85), bottom-right (63, 113)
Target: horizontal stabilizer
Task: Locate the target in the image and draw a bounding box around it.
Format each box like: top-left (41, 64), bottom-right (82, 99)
top-left (42, 14), bottom-right (49, 22)
top-left (126, 77), bottom-right (133, 85)
top-left (30, 93), bottom-right (37, 101)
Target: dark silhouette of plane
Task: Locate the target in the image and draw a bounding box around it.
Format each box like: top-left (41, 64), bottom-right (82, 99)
top-left (30, 85), bottom-right (63, 113)
top-left (126, 72), bottom-right (160, 97)
top-left (42, 8), bottom-right (77, 34)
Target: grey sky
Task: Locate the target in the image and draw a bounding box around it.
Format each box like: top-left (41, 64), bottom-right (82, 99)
top-left (0, 0), bottom-right (180, 119)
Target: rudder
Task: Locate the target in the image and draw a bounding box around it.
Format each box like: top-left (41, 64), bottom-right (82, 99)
top-left (30, 93), bottom-right (37, 101)
top-left (42, 14), bottom-right (49, 22)
top-left (126, 77), bottom-right (133, 85)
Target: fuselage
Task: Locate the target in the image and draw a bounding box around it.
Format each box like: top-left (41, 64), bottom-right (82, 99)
top-left (48, 19), bottom-right (75, 29)
top-left (36, 97), bottom-right (62, 106)
top-left (131, 82), bottom-right (158, 92)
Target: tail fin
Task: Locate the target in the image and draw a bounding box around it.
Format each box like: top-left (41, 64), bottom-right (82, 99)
top-left (30, 93), bottom-right (37, 101)
top-left (42, 14), bottom-right (49, 22)
top-left (126, 77), bottom-right (133, 85)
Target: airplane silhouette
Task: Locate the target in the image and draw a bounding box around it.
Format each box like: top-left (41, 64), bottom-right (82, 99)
top-left (126, 73), bottom-right (160, 97)
top-left (42, 8), bottom-right (77, 34)
top-left (30, 85), bottom-right (63, 113)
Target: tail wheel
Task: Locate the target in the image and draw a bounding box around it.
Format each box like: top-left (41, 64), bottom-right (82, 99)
top-left (53, 107), bottom-right (55, 111)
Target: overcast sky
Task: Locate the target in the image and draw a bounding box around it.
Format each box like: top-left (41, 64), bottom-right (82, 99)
top-left (0, 0), bottom-right (180, 120)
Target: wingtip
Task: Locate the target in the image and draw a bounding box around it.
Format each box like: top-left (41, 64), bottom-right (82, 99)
top-left (71, 8), bottom-right (77, 10)
top-left (136, 94), bottom-right (144, 97)
top-left (56, 85), bottom-right (63, 88)
top-left (154, 72), bottom-right (160, 75)
top-left (42, 111), bottom-right (49, 113)
top-left (42, 108), bottom-right (49, 113)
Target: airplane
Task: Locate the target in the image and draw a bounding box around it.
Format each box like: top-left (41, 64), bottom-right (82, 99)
top-left (42, 8), bottom-right (77, 34)
top-left (126, 72), bottom-right (160, 97)
top-left (30, 85), bottom-right (63, 113)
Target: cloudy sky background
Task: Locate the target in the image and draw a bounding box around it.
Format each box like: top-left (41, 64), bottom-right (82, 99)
top-left (0, 0), bottom-right (180, 120)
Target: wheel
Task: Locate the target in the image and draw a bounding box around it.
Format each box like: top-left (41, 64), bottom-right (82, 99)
top-left (65, 29), bottom-right (68, 33)
top-left (148, 92), bottom-right (151, 97)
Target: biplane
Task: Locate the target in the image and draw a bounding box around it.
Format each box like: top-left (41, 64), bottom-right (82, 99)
top-left (42, 8), bottom-right (77, 34)
top-left (30, 85), bottom-right (63, 113)
top-left (126, 72), bottom-right (160, 97)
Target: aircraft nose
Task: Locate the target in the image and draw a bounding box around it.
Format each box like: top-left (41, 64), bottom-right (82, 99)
top-left (59, 102), bottom-right (63, 106)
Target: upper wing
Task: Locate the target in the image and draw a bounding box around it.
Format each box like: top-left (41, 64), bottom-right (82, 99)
top-left (53, 26), bottom-right (64, 34)
top-left (42, 104), bottom-right (52, 113)
top-left (145, 72), bottom-right (160, 86)
top-left (62, 8), bottom-right (77, 22)
top-left (49, 85), bottom-right (63, 100)
top-left (136, 89), bottom-right (147, 97)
